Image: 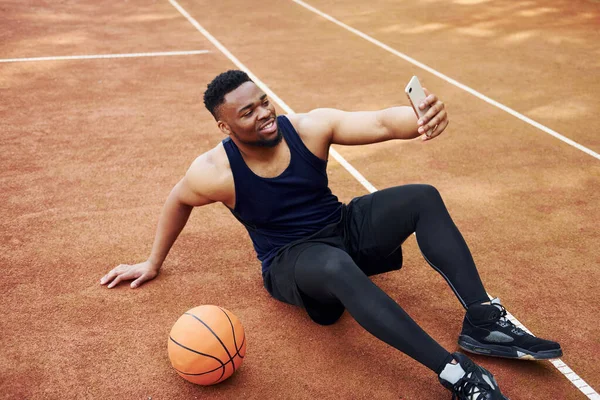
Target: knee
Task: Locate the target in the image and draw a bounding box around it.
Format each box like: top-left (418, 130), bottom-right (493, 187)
top-left (416, 184), bottom-right (441, 198)
top-left (415, 184), bottom-right (443, 207)
top-left (319, 257), bottom-right (359, 284)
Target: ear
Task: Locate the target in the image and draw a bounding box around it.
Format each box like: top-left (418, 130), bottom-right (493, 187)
top-left (217, 121), bottom-right (232, 136)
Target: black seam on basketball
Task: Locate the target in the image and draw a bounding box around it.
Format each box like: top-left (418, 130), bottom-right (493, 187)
top-left (171, 338), bottom-right (245, 386)
top-left (171, 355), bottom-right (242, 377)
top-left (169, 336), bottom-right (225, 382)
top-left (218, 307), bottom-right (240, 353)
top-left (237, 335), bottom-right (245, 359)
top-left (184, 312), bottom-right (236, 372)
top-left (173, 364), bottom-right (223, 376)
top-left (171, 341), bottom-right (246, 376)
top-left (211, 349), bottom-right (245, 384)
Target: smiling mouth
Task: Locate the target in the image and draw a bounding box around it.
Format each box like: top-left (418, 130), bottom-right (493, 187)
top-left (258, 118), bottom-right (277, 133)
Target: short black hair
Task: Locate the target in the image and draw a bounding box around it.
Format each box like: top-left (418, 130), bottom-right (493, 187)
top-left (203, 70), bottom-right (252, 119)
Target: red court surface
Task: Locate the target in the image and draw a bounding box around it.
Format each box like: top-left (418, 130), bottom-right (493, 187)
top-left (2, 0), bottom-right (599, 399)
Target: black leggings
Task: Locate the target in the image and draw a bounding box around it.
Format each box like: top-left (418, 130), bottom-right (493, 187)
top-left (294, 184), bottom-right (489, 373)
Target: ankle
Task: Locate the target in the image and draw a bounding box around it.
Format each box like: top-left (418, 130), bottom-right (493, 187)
top-left (466, 303), bottom-right (502, 324)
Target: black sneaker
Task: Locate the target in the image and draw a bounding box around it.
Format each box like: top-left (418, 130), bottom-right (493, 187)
top-left (439, 352), bottom-right (509, 400)
top-left (459, 299), bottom-right (562, 360)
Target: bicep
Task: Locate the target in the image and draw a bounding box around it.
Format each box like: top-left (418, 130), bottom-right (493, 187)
top-left (175, 153), bottom-right (225, 207)
top-left (308, 108), bottom-right (392, 146)
top-left (172, 176), bottom-right (215, 207)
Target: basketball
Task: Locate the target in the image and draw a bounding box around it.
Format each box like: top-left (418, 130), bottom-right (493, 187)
top-left (168, 305), bottom-right (246, 385)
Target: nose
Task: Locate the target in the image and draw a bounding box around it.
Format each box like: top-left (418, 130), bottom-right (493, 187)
top-left (257, 105), bottom-right (270, 120)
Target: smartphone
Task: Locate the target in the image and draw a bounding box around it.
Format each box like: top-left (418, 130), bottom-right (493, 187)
top-left (404, 76), bottom-right (429, 119)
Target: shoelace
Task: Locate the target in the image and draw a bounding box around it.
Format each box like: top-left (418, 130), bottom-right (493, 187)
top-left (452, 373), bottom-right (491, 400)
top-left (494, 304), bottom-right (526, 335)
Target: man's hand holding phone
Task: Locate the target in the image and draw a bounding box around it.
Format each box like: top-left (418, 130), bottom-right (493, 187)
top-left (405, 76), bottom-right (449, 141)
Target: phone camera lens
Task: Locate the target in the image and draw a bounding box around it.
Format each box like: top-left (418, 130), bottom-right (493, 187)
top-left (409, 88), bottom-right (412, 93)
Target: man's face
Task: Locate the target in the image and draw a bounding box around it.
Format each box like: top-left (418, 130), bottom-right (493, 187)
top-left (217, 81), bottom-right (281, 148)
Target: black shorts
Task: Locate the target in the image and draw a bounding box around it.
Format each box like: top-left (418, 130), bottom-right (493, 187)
top-left (262, 191), bottom-right (404, 325)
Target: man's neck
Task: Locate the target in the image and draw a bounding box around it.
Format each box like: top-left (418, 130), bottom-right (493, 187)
top-left (233, 137), bottom-right (283, 162)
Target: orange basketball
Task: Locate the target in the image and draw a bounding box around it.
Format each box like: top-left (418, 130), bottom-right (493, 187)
top-left (168, 305), bottom-right (246, 385)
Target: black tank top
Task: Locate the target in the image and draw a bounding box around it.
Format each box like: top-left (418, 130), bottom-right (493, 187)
top-left (222, 115), bottom-right (342, 274)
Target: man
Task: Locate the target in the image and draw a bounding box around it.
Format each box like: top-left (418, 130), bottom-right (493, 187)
top-left (100, 70), bottom-right (562, 399)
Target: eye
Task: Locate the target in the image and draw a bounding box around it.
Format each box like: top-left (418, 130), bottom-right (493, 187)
top-left (243, 110), bottom-right (253, 117)
top-left (263, 99), bottom-right (270, 106)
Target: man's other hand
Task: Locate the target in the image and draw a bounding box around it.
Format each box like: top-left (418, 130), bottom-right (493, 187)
top-left (100, 260), bottom-right (159, 289)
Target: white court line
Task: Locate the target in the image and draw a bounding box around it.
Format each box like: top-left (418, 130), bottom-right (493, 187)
top-left (167, 0), bottom-right (598, 398)
top-left (502, 307), bottom-right (600, 399)
top-left (292, 0), bottom-right (600, 162)
top-left (0, 50), bottom-right (210, 63)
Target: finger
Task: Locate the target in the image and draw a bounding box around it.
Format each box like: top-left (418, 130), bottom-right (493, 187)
top-left (420, 94), bottom-right (438, 111)
top-left (426, 120), bottom-right (445, 139)
top-left (424, 100), bottom-right (444, 121)
top-left (101, 264), bottom-right (131, 284)
top-left (421, 117), bottom-right (449, 141)
top-left (426, 125), bottom-right (440, 140)
top-left (419, 107), bottom-right (446, 135)
top-left (106, 274), bottom-right (123, 289)
top-left (107, 272), bottom-right (134, 289)
top-left (418, 101), bottom-right (443, 127)
top-left (435, 119), bottom-right (450, 136)
top-left (424, 118), bottom-right (449, 140)
top-left (130, 274), bottom-right (149, 289)
top-left (425, 110), bottom-right (447, 134)
top-left (100, 264), bottom-right (127, 284)
top-left (100, 270), bottom-right (118, 285)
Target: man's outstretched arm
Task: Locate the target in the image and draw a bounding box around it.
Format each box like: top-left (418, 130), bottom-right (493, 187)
top-left (305, 89), bottom-right (448, 146)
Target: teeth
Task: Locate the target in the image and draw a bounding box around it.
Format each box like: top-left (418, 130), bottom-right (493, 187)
top-left (262, 121), bottom-right (273, 130)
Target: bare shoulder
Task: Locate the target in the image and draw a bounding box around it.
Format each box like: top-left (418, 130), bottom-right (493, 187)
top-left (286, 109), bottom-right (338, 138)
top-left (184, 143), bottom-right (234, 206)
top-left (285, 110), bottom-right (340, 160)
top-left (188, 143), bottom-right (230, 176)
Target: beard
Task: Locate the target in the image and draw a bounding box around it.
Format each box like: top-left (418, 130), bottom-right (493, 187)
top-left (233, 127), bottom-right (283, 148)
